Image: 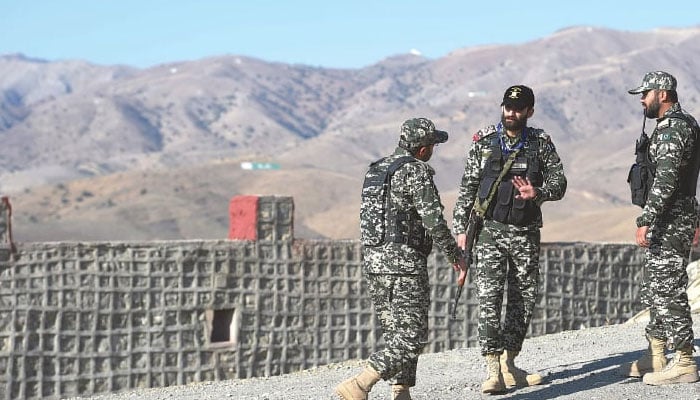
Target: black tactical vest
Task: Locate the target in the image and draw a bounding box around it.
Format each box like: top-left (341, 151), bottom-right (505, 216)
top-left (627, 112), bottom-right (700, 208)
top-left (477, 131), bottom-right (543, 226)
top-left (360, 156), bottom-right (432, 255)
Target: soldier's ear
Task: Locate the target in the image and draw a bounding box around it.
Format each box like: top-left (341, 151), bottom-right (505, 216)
top-left (527, 108), bottom-right (535, 118)
top-left (415, 145), bottom-right (431, 160)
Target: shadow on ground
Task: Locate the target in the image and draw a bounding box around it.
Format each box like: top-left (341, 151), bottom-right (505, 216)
top-left (505, 351), bottom-right (644, 399)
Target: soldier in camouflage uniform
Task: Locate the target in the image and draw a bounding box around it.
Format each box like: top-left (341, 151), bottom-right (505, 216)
top-left (335, 118), bottom-right (466, 400)
top-left (453, 85), bottom-right (567, 394)
top-left (620, 71), bottom-right (700, 385)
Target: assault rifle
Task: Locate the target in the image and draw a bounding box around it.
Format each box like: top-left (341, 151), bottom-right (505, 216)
top-left (450, 209), bottom-right (483, 319)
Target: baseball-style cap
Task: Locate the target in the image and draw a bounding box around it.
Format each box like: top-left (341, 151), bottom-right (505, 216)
top-left (628, 71), bottom-right (677, 94)
top-left (399, 117), bottom-right (448, 149)
top-left (501, 85), bottom-right (535, 109)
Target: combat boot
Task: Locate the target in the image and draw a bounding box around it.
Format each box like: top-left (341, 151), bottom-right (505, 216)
top-left (619, 335), bottom-right (667, 377)
top-left (481, 353), bottom-right (506, 394)
top-left (500, 350), bottom-right (543, 387)
top-left (335, 366), bottom-right (381, 400)
top-left (643, 345), bottom-right (699, 385)
top-left (391, 384), bottom-right (411, 400)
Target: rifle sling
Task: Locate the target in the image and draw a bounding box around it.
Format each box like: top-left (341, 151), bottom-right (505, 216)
top-left (473, 148), bottom-right (522, 217)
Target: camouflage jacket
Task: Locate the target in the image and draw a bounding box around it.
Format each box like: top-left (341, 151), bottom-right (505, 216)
top-left (363, 147), bottom-right (460, 274)
top-left (453, 125), bottom-right (567, 233)
top-left (637, 103), bottom-right (700, 227)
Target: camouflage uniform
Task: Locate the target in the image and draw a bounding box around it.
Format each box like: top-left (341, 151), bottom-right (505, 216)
top-left (629, 72), bottom-right (700, 350)
top-left (362, 118), bottom-right (460, 386)
top-left (453, 121), bottom-right (566, 355)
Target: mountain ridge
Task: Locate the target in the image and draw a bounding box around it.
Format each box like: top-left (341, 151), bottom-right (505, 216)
top-left (2, 26), bottom-right (700, 243)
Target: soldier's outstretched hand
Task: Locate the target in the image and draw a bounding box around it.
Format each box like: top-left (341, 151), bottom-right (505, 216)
top-left (512, 176), bottom-right (537, 200)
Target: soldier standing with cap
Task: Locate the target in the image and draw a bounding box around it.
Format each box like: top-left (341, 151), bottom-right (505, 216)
top-left (621, 71), bottom-right (700, 385)
top-left (335, 118), bottom-right (466, 400)
top-left (453, 85), bottom-right (567, 394)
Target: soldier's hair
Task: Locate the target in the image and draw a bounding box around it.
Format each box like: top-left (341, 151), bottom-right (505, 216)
top-left (398, 140), bottom-right (421, 155)
top-left (666, 90), bottom-right (678, 102)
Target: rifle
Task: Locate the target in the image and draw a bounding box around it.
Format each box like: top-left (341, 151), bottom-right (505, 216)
top-left (629, 110), bottom-right (654, 207)
top-left (450, 209), bottom-right (483, 319)
top-left (449, 147), bottom-right (520, 319)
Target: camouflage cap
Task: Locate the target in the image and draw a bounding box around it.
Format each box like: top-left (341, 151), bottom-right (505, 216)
top-left (399, 117), bottom-right (448, 149)
top-left (628, 71), bottom-right (677, 94)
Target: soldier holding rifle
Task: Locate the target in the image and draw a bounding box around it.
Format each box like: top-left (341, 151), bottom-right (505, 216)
top-left (453, 85), bottom-right (567, 394)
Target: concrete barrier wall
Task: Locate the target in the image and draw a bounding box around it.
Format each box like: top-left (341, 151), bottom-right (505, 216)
top-left (0, 196), bottom-right (647, 399)
top-left (0, 239), bottom-right (646, 400)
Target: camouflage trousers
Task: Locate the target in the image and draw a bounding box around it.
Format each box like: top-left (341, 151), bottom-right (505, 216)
top-left (642, 205), bottom-right (696, 350)
top-left (475, 219), bottom-right (540, 355)
top-left (365, 271), bottom-right (430, 386)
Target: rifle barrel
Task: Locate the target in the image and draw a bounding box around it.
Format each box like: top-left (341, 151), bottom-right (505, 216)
top-left (450, 285), bottom-right (463, 319)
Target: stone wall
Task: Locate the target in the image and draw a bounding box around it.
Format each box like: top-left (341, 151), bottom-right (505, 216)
top-left (0, 197), bottom-right (646, 399)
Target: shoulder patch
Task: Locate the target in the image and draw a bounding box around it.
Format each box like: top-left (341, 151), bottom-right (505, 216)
top-left (657, 118), bottom-right (672, 130)
top-left (473, 125), bottom-right (497, 142)
top-left (530, 129), bottom-right (555, 151)
top-left (528, 128), bottom-right (550, 142)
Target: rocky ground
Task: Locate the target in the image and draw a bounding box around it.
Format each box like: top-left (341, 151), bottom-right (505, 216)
top-left (70, 318), bottom-right (700, 400)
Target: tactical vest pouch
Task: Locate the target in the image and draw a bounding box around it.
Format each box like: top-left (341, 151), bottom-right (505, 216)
top-left (477, 176), bottom-right (497, 203)
top-left (492, 181), bottom-right (513, 223)
top-left (627, 132), bottom-right (655, 208)
top-left (360, 176), bottom-right (386, 246)
top-left (627, 163), bottom-right (653, 207)
top-left (509, 191), bottom-right (530, 226)
top-left (386, 211), bottom-right (432, 256)
top-left (477, 139), bottom-right (541, 226)
top-left (491, 180), bottom-right (537, 226)
top-left (360, 156), bottom-right (416, 247)
top-left (477, 156), bottom-right (502, 205)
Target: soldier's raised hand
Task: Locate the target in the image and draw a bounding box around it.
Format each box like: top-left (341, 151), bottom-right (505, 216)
top-left (512, 176), bottom-right (537, 200)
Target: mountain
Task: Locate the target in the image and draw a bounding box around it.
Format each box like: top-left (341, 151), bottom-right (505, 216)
top-left (1, 26), bottom-right (700, 243)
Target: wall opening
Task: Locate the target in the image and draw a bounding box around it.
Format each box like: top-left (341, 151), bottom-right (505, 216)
top-left (207, 308), bottom-right (240, 346)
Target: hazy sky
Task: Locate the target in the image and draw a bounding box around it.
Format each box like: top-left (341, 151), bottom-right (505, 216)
top-left (2, 0), bottom-right (698, 69)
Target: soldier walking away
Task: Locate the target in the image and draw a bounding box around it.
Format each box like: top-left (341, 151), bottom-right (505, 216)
top-left (621, 71), bottom-right (700, 385)
top-left (335, 118), bottom-right (466, 400)
top-left (453, 85), bottom-right (567, 394)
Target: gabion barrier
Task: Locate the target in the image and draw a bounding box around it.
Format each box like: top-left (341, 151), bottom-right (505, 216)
top-left (0, 239), bottom-right (645, 399)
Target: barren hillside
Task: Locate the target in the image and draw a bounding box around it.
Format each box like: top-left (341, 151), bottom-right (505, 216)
top-left (2, 26), bottom-right (700, 243)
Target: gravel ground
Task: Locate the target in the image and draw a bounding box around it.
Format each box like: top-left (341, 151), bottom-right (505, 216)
top-left (69, 318), bottom-right (700, 400)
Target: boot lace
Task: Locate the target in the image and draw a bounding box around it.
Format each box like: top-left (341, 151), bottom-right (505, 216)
top-left (661, 353), bottom-right (679, 372)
